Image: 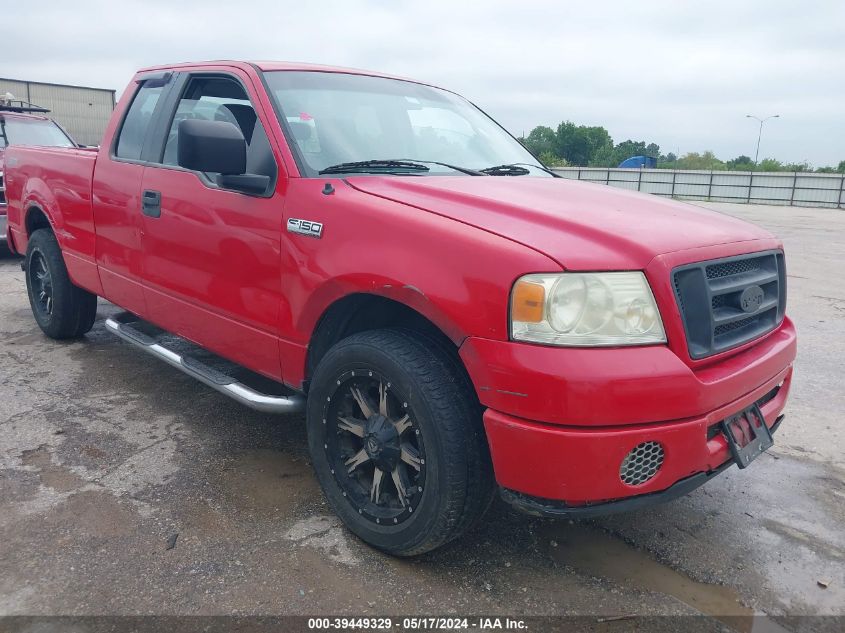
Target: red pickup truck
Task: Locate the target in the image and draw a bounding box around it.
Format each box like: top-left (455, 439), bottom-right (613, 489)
top-left (1, 105), bottom-right (78, 251)
top-left (3, 61), bottom-right (796, 555)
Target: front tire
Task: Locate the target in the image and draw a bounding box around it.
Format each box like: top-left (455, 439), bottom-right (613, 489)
top-left (25, 229), bottom-right (97, 339)
top-left (307, 329), bottom-right (494, 556)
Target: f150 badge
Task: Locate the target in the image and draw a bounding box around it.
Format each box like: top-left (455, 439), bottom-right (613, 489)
top-left (287, 218), bottom-right (323, 238)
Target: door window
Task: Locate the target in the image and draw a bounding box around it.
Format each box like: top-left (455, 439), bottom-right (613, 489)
top-left (159, 76), bottom-right (276, 184)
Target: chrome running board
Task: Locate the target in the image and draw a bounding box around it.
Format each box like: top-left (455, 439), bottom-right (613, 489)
top-left (104, 313), bottom-right (305, 414)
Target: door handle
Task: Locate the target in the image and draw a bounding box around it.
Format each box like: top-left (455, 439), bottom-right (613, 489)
top-left (142, 189), bottom-right (162, 218)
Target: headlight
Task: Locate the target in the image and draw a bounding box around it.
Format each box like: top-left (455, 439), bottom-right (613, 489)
top-left (510, 272), bottom-right (666, 346)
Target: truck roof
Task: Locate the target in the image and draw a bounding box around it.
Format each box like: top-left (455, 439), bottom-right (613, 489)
top-left (0, 111), bottom-right (52, 122)
top-left (136, 60), bottom-right (419, 84)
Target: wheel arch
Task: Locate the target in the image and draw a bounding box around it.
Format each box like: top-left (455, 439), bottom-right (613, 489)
top-left (305, 292), bottom-right (470, 391)
top-left (11, 202), bottom-right (58, 257)
top-left (16, 177), bottom-right (62, 253)
top-left (25, 203), bottom-right (55, 237)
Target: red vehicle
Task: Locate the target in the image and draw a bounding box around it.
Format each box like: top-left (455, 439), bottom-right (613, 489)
top-left (1, 102), bottom-right (78, 251)
top-left (3, 62), bottom-right (796, 555)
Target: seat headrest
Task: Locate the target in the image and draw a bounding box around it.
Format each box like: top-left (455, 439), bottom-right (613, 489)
top-left (215, 103), bottom-right (257, 143)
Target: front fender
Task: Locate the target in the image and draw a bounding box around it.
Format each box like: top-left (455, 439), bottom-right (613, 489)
top-left (278, 178), bottom-right (559, 386)
top-left (299, 274), bottom-right (468, 347)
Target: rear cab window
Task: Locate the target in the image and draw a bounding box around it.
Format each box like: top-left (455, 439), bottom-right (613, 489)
top-left (0, 117), bottom-right (75, 148)
top-left (114, 81), bottom-right (164, 160)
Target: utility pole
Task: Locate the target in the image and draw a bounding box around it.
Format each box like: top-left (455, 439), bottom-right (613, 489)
top-left (746, 114), bottom-right (780, 165)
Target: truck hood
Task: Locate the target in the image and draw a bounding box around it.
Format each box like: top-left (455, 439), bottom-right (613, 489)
top-left (345, 176), bottom-right (774, 270)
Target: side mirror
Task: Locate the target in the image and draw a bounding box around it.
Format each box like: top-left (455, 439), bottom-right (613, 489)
top-left (178, 119), bottom-right (246, 175)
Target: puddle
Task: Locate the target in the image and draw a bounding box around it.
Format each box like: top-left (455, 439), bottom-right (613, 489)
top-left (217, 449), bottom-right (319, 514)
top-left (542, 524), bottom-right (790, 633)
top-left (21, 445), bottom-right (86, 492)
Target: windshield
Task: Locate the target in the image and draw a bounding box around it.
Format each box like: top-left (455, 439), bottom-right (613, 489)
top-left (263, 71), bottom-right (547, 177)
top-left (0, 117), bottom-right (75, 148)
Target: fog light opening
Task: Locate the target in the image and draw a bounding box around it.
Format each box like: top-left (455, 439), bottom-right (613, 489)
top-left (620, 441), bottom-right (664, 486)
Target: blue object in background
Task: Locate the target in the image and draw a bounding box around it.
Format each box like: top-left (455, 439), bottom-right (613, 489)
top-left (618, 155), bottom-right (657, 168)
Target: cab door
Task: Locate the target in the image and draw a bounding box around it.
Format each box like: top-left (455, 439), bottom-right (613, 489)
top-left (138, 70), bottom-right (287, 380)
top-left (93, 73), bottom-right (171, 317)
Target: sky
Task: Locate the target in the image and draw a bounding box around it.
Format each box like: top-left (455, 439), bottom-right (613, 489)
top-left (3, 0), bottom-right (843, 167)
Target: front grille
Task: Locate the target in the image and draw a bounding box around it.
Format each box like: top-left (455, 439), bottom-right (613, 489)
top-left (706, 258), bottom-right (760, 279)
top-left (711, 294), bottom-right (727, 310)
top-left (673, 251), bottom-right (786, 359)
top-left (714, 315), bottom-right (756, 336)
top-left (0, 170), bottom-right (6, 206)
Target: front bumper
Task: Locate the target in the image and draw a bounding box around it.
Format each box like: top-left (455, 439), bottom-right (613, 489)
top-left (460, 317), bottom-right (797, 427)
top-left (502, 415), bottom-right (783, 518)
top-left (0, 214), bottom-right (7, 244)
top-left (461, 318), bottom-right (796, 506)
top-left (482, 363), bottom-right (791, 504)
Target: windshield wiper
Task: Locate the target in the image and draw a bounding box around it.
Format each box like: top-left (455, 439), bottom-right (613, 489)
top-left (318, 159), bottom-right (487, 176)
top-left (394, 159), bottom-right (487, 176)
top-left (479, 163), bottom-right (531, 176)
top-left (511, 162), bottom-right (562, 178)
top-left (318, 159), bottom-right (430, 175)
top-left (479, 163), bottom-right (560, 177)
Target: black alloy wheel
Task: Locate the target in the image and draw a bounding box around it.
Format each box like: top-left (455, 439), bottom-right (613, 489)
top-left (25, 228), bottom-right (98, 339)
top-left (29, 249), bottom-right (55, 318)
top-left (323, 369), bottom-right (426, 525)
top-left (307, 328), bottom-right (495, 556)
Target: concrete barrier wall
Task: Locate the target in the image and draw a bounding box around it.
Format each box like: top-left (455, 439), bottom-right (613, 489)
top-left (552, 168), bottom-right (845, 209)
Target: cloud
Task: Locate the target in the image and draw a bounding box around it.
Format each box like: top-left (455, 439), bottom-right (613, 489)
top-left (5, 0), bottom-right (843, 165)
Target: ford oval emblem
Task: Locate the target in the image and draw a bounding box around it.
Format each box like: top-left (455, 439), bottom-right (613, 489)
top-left (739, 285), bottom-right (764, 313)
top-left (366, 436), bottom-right (381, 456)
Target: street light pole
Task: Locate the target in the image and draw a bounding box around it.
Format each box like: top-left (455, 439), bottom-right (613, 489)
top-left (746, 114), bottom-right (780, 165)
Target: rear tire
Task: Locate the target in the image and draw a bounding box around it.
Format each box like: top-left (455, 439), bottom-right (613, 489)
top-left (307, 328), bottom-right (494, 556)
top-left (25, 229), bottom-right (97, 339)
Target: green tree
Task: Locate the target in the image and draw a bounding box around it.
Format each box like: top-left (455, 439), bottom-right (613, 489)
top-left (726, 155), bottom-right (754, 170)
top-left (758, 158), bottom-right (784, 171)
top-left (589, 143), bottom-right (616, 167)
top-left (581, 126), bottom-right (614, 163)
top-left (784, 162), bottom-right (810, 172)
top-left (519, 120), bottom-right (833, 173)
top-left (613, 140), bottom-right (648, 164)
top-left (555, 121), bottom-right (612, 166)
top-left (522, 126), bottom-right (557, 158)
top-left (674, 151), bottom-right (726, 170)
top-left (538, 150), bottom-right (568, 167)
top-left (589, 139), bottom-right (660, 167)
top-left (838, 160), bottom-right (845, 173)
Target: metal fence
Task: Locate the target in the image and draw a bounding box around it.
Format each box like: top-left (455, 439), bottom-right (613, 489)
top-left (552, 168), bottom-right (845, 209)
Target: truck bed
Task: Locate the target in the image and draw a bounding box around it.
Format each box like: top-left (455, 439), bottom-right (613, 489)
top-left (4, 145), bottom-right (98, 286)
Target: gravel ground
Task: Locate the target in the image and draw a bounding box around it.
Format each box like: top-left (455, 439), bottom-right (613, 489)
top-left (0, 202), bottom-right (843, 631)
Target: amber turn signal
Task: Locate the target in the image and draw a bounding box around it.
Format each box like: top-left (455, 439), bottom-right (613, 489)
top-left (511, 280), bottom-right (545, 323)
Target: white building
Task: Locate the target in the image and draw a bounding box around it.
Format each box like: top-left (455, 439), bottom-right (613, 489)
top-left (0, 77), bottom-right (115, 146)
